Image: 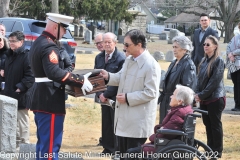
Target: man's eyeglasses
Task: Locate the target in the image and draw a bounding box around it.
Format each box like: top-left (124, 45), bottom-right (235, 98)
top-left (94, 41), bottom-right (103, 45)
top-left (203, 43), bottom-right (210, 47)
top-left (8, 39), bottom-right (19, 43)
top-left (123, 43), bottom-right (134, 48)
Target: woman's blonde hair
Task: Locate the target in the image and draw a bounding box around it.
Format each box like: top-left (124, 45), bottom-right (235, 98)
top-left (198, 35), bottom-right (219, 77)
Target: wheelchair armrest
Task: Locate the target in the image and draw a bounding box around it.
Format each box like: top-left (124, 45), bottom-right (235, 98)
top-left (188, 113), bottom-right (202, 118)
top-left (193, 108), bottom-right (208, 115)
top-left (156, 129), bottom-right (187, 136)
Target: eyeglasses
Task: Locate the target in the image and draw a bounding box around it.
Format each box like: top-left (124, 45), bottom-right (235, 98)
top-left (203, 43), bottom-right (210, 47)
top-left (8, 39), bottom-right (19, 43)
top-left (123, 43), bottom-right (134, 48)
top-left (94, 41), bottom-right (103, 45)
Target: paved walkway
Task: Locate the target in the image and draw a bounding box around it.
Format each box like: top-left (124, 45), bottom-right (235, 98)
top-left (224, 97), bottom-right (240, 115)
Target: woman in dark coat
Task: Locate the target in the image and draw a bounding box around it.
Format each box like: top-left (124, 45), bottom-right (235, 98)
top-left (195, 35), bottom-right (225, 158)
top-left (159, 36), bottom-right (196, 123)
top-left (2, 31), bottom-right (34, 144)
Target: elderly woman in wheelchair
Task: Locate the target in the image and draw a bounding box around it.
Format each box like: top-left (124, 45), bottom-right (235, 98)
top-left (124, 85), bottom-right (211, 160)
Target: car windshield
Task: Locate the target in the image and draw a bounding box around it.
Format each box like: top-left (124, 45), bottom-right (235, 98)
top-left (31, 21), bottom-right (73, 39)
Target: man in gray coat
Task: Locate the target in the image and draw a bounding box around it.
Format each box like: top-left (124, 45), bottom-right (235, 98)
top-left (101, 29), bottom-right (161, 159)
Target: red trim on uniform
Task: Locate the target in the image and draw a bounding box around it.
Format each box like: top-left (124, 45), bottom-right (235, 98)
top-left (62, 72), bottom-right (70, 82)
top-left (48, 114), bottom-right (55, 160)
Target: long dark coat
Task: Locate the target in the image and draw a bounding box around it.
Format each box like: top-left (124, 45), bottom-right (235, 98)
top-left (3, 45), bottom-right (34, 109)
top-left (94, 47), bottom-right (125, 100)
top-left (159, 54), bottom-right (196, 123)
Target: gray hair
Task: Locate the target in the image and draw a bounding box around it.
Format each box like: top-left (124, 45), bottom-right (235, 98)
top-left (94, 33), bottom-right (103, 40)
top-left (0, 34), bottom-right (9, 50)
top-left (175, 84), bottom-right (195, 106)
top-left (103, 32), bottom-right (117, 42)
top-left (172, 36), bottom-right (194, 54)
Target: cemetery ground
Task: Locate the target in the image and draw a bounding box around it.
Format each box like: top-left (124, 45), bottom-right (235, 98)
top-left (28, 39), bottom-right (240, 160)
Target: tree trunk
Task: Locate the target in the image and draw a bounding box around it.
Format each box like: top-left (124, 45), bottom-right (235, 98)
top-left (0, 0), bottom-right (10, 17)
top-left (51, 0), bottom-right (59, 13)
top-left (220, 30), bottom-right (224, 38)
top-left (224, 22), bottom-right (234, 43)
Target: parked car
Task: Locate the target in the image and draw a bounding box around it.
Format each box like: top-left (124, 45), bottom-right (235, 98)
top-left (97, 22), bottom-right (105, 30)
top-left (161, 28), bottom-right (172, 40)
top-left (161, 28), bottom-right (185, 41)
top-left (80, 19), bottom-right (86, 25)
top-left (0, 17), bottom-right (77, 68)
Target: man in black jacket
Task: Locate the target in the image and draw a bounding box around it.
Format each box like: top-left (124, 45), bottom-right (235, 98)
top-left (191, 13), bottom-right (219, 68)
top-left (2, 31), bottom-right (35, 144)
top-left (94, 32), bottom-right (125, 154)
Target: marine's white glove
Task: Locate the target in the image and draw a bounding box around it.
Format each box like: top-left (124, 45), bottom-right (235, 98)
top-left (81, 72), bottom-right (93, 95)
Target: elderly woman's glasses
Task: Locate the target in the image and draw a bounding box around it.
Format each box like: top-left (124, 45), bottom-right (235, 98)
top-left (203, 43), bottom-right (210, 47)
top-left (123, 43), bottom-right (133, 48)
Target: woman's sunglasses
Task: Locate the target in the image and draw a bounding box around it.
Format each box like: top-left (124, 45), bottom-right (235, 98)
top-left (203, 43), bottom-right (210, 47)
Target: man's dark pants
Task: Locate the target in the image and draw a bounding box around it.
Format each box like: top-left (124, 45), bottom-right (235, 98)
top-left (231, 69), bottom-right (240, 109)
top-left (117, 136), bottom-right (147, 160)
top-left (102, 105), bottom-right (115, 153)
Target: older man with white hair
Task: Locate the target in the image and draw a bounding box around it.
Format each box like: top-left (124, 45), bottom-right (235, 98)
top-left (0, 23), bottom-right (6, 36)
top-left (29, 13), bottom-right (93, 159)
top-left (94, 32), bottom-right (125, 154)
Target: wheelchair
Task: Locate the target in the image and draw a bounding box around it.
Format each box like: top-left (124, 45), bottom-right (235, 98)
top-left (140, 108), bottom-right (212, 160)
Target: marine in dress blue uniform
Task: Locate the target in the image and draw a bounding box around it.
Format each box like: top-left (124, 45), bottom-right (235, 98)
top-left (28, 13), bottom-right (93, 160)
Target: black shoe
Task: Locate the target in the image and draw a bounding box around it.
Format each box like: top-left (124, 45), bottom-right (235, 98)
top-left (231, 108), bottom-right (240, 111)
top-left (97, 137), bottom-right (102, 146)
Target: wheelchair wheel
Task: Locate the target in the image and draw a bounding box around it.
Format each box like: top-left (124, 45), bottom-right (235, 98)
top-left (193, 139), bottom-right (213, 159)
top-left (153, 144), bottom-right (207, 160)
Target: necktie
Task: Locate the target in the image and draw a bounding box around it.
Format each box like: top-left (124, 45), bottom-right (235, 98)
top-left (105, 54), bottom-right (110, 63)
